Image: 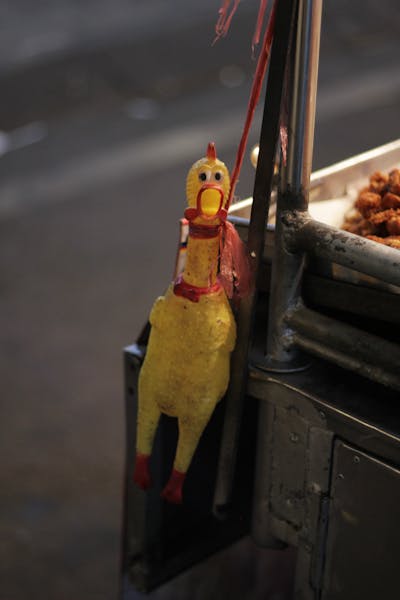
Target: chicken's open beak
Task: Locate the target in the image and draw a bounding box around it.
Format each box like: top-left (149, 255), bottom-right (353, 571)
top-left (198, 186), bottom-right (224, 219)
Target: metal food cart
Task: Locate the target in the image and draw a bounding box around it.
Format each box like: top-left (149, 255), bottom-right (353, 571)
top-left (121, 1), bottom-right (400, 597)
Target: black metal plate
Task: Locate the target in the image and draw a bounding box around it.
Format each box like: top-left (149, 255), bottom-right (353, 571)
top-left (322, 440), bottom-right (400, 600)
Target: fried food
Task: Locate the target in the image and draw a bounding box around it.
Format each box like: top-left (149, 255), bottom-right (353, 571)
top-left (342, 168), bottom-right (400, 249)
top-left (366, 235), bottom-right (400, 249)
top-left (355, 191), bottom-right (382, 217)
top-left (369, 171), bottom-right (389, 194)
top-left (382, 192), bottom-right (400, 210)
top-left (387, 215), bottom-right (400, 236)
top-left (388, 169), bottom-right (400, 195)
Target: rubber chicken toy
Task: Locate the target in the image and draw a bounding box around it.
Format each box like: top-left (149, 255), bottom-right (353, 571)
top-left (133, 143), bottom-right (238, 504)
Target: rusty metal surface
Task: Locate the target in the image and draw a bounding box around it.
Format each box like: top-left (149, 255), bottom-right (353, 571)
top-left (258, 162), bottom-right (400, 384)
top-left (249, 363), bottom-right (400, 466)
top-left (285, 304), bottom-right (400, 391)
top-left (290, 214), bottom-right (400, 289)
top-left (264, 0), bottom-right (323, 369)
top-left (249, 361), bottom-right (400, 598)
top-left (251, 367), bottom-right (334, 551)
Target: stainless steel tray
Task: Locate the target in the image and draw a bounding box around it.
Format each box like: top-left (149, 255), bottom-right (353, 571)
top-left (229, 139), bottom-right (400, 294)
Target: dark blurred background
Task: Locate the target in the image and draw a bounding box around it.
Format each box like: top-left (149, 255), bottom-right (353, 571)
top-left (0, 1), bottom-right (399, 599)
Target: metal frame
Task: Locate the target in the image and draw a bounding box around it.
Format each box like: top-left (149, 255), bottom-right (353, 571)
top-left (121, 1), bottom-right (400, 597)
top-left (249, 362), bottom-right (400, 598)
top-left (248, 1), bottom-right (400, 596)
top-left (260, 0), bottom-right (400, 389)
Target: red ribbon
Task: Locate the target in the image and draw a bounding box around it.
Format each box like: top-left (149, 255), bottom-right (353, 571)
top-left (188, 222), bottom-right (221, 239)
top-left (173, 275), bottom-right (222, 303)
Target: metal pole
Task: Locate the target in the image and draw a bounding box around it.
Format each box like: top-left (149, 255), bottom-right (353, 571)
top-left (291, 216), bottom-right (400, 287)
top-left (261, 0), bottom-right (323, 368)
top-left (286, 305), bottom-right (400, 391)
top-left (212, 0), bottom-right (297, 516)
top-left (251, 0), bottom-right (323, 546)
top-left (285, 0), bottom-right (322, 199)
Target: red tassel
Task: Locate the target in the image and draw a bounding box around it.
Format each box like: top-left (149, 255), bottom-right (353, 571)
top-left (214, 0), bottom-right (242, 42)
top-left (220, 221), bottom-right (252, 299)
top-left (252, 0), bottom-right (269, 51)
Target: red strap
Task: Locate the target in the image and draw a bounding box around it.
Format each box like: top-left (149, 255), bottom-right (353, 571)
top-left (189, 222), bottom-right (221, 239)
top-left (173, 275), bottom-right (221, 303)
top-left (227, 0), bottom-right (277, 206)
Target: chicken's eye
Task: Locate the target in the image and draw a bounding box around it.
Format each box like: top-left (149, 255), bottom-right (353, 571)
top-left (199, 172), bottom-right (207, 182)
top-left (214, 171), bottom-right (223, 182)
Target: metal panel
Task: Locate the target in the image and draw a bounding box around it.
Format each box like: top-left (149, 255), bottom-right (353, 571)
top-left (270, 406), bottom-right (309, 529)
top-left (322, 441), bottom-right (400, 600)
top-left (249, 363), bottom-right (400, 598)
top-left (252, 374), bottom-right (334, 552)
top-left (286, 304), bottom-right (400, 391)
top-left (248, 360), bottom-right (400, 468)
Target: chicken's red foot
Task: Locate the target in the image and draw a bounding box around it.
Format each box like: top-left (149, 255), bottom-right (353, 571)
top-left (133, 453), bottom-right (152, 490)
top-left (161, 469), bottom-right (186, 504)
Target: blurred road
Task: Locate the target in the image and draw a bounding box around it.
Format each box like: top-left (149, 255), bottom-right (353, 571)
top-left (0, 1), bottom-right (399, 599)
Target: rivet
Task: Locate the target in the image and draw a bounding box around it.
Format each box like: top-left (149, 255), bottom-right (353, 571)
top-left (250, 250), bottom-right (256, 258)
top-left (353, 455), bottom-right (360, 464)
top-left (289, 432), bottom-right (299, 443)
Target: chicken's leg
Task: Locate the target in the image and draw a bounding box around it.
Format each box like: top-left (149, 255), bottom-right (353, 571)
top-left (133, 382), bottom-right (161, 490)
top-left (162, 408), bottom-right (214, 504)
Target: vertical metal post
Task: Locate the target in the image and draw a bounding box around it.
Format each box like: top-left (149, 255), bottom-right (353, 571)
top-left (286, 0), bottom-right (322, 199)
top-left (252, 0), bottom-right (323, 546)
top-left (212, 0), bottom-right (297, 516)
top-left (262, 0), bottom-right (323, 369)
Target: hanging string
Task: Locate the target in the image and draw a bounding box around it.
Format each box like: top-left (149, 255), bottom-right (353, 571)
top-left (252, 0), bottom-right (269, 52)
top-left (214, 0), bottom-right (242, 43)
top-left (215, 0), bottom-right (269, 49)
top-left (213, 0), bottom-right (286, 299)
top-left (226, 0), bottom-right (277, 207)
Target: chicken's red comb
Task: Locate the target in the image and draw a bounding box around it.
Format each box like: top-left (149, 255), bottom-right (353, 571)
top-left (207, 142), bottom-right (217, 161)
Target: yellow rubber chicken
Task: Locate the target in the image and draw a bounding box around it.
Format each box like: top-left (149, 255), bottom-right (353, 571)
top-left (133, 143), bottom-right (237, 504)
